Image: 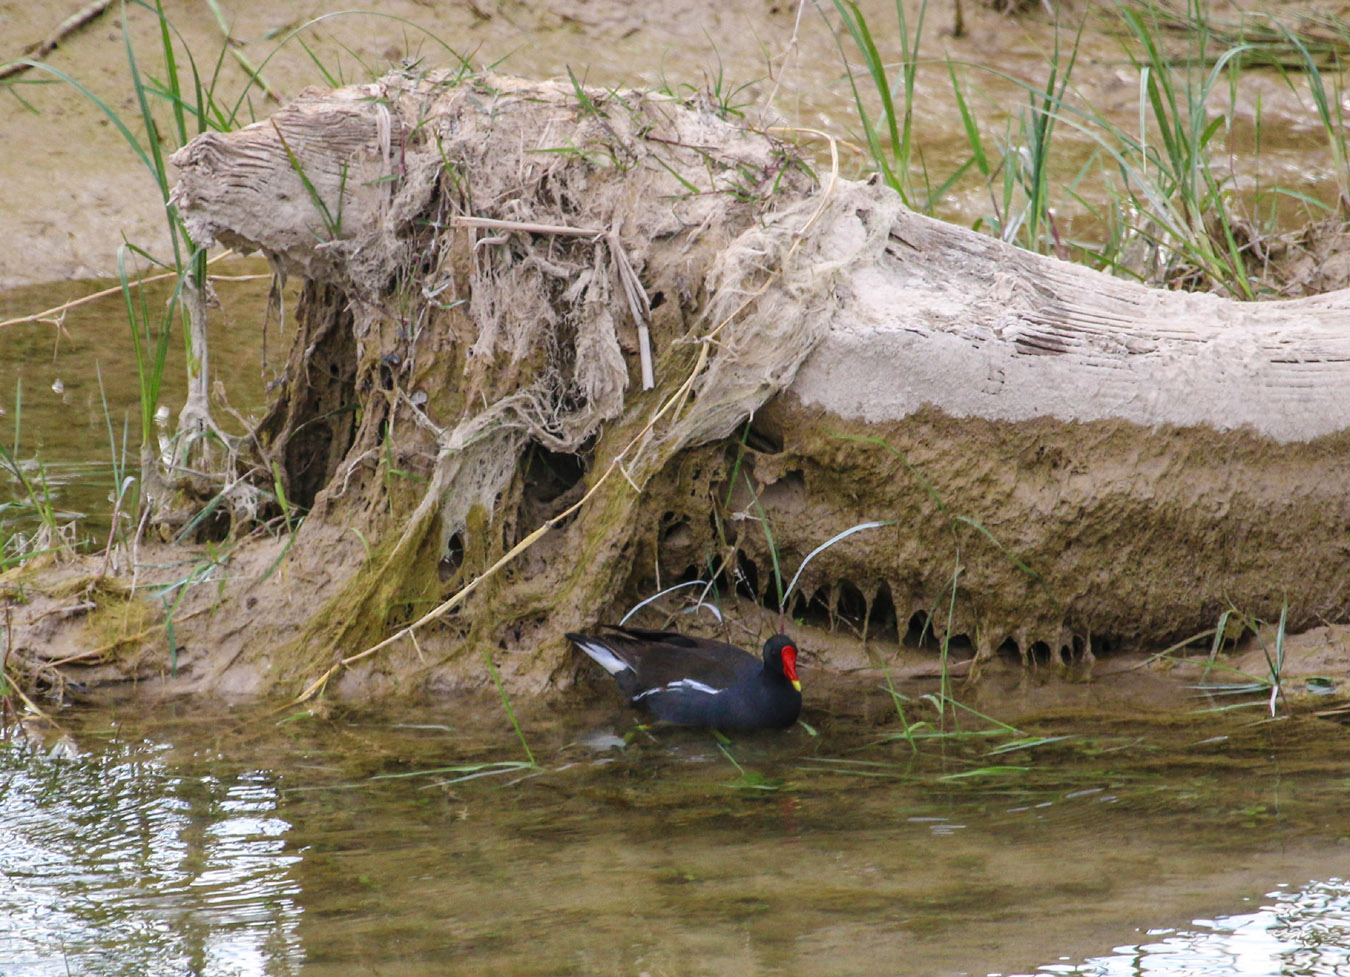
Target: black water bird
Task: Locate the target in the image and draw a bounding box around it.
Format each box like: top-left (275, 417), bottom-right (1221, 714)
top-left (566, 626), bottom-right (802, 729)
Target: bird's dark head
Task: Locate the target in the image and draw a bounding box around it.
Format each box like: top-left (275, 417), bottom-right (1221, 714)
top-left (763, 634), bottom-right (801, 691)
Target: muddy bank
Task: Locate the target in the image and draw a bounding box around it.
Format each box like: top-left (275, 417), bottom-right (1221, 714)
top-left (8, 541), bottom-right (1350, 726)
top-left (6, 3), bottom-right (1350, 718)
top-left (4, 63), bottom-right (1350, 721)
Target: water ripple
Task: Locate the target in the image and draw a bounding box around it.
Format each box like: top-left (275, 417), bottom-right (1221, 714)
top-left (1023, 879), bottom-right (1350, 977)
top-left (0, 743), bottom-right (302, 977)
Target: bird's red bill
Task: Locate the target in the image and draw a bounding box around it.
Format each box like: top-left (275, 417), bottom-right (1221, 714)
top-left (782, 644), bottom-right (801, 690)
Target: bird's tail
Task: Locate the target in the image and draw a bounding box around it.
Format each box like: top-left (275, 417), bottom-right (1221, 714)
top-left (565, 633), bottom-right (633, 676)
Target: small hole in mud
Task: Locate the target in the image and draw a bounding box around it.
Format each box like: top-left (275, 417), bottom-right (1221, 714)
top-left (868, 583), bottom-right (898, 642)
top-left (1028, 641), bottom-right (1052, 665)
top-left (904, 611), bottom-right (936, 650)
top-left (790, 587), bottom-right (832, 631)
top-left (736, 552), bottom-right (760, 599)
top-left (659, 512), bottom-right (694, 550)
top-left (387, 601), bottom-right (416, 629)
top-left (758, 470), bottom-right (804, 510)
top-left (650, 290), bottom-right (665, 310)
top-left (189, 507), bottom-right (233, 543)
top-left (440, 532), bottom-right (464, 582)
top-left (670, 564), bottom-right (712, 596)
top-left (524, 445), bottom-right (586, 505)
top-left (996, 638), bottom-right (1020, 662)
top-left (379, 353), bottom-right (400, 390)
top-left (680, 564), bottom-right (703, 582)
top-left (1059, 645), bottom-right (1073, 665)
top-left (836, 580), bottom-right (867, 634)
top-left (744, 424), bottom-right (782, 454)
top-left (945, 634), bottom-right (975, 658)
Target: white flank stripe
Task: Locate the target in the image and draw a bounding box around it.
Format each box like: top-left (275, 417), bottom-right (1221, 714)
top-left (573, 640), bottom-right (633, 676)
top-left (634, 678), bottom-right (722, 700)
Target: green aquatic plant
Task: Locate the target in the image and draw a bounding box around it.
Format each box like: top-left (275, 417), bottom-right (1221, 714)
top-left (822, 0), bottom-right (1344, 289)
top-left (998, 19), bottom-right (1081, 252)
top-left (1267, 18), bottom-right (1350, 210)
top-left (13, 0), bottom-right (229, 531)
top-left (0, 383), bottom-right (76, 566)
top-left (483, 649), bottom-right (536, 767)
top-left (827, 0), bottom-right (928, 208)
top-left (825, 0), bottom-right (1084, 252)
top-left (717, 741), bottom-right (786, 792)
top-left (1103, 0), bottom-right (1258, 295)
top-left (1188, 601), bottom-right (1291, 717)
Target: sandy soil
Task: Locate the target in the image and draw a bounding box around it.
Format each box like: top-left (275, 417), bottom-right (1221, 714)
top-left (1, 0), bottom-right (863, 286)
top-left (5, 0), bottom-right (1343, 288)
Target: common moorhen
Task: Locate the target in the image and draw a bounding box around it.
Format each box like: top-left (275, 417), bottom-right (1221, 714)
top-left (566, 626), bottom-right (802, 729)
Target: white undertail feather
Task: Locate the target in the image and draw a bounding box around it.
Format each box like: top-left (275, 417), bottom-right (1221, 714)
top-left (572, 639), bottom-right (633, 676)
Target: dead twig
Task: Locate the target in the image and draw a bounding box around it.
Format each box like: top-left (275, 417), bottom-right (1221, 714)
top-left (40, 625), bottom-right (166, 669)
top-left (0, 251), bottom-right (245, 330)
top-left (0, 0), bottom-right (113, 82)
top-left (608, 231), bottom-right (654, 390)
top-left (453, 215), bottom-right (603, 237)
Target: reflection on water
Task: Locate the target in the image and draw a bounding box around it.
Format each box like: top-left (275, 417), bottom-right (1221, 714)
top-left (1031, 880), bottom-right (1350, 977)
top-left (0, 735), bottom-right (301, 976)
top-left (1, 704), bottom-right (1349, 976)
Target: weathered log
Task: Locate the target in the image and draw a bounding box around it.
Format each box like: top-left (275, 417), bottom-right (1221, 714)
top-left (739, 206), bottom-right (1350, 662)
top-left (160, 69), bottom-right (1350, 694)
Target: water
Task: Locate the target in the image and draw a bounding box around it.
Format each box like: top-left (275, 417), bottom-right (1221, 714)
top-left (3, 6), bottom-right (1350, 971)
top-left (2, 701), bottom-right (1349, 976)
top-left (1031, 882), bottom-right (1350, 976)
top-left (0, 269), bottom-right (276, 539)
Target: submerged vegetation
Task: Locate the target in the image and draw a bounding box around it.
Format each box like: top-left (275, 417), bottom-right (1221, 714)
top-left (0, 0), bottom-right (1347, 729)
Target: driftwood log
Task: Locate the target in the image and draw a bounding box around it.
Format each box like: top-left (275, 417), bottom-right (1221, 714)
top-left (147, 68), bottom-right (1350, 696)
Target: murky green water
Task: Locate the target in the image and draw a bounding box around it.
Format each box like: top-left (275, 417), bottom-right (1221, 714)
top-left (3, 699), bottom-right (1349, 976)
top-left (0, 268), bottom-right (276, 538)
